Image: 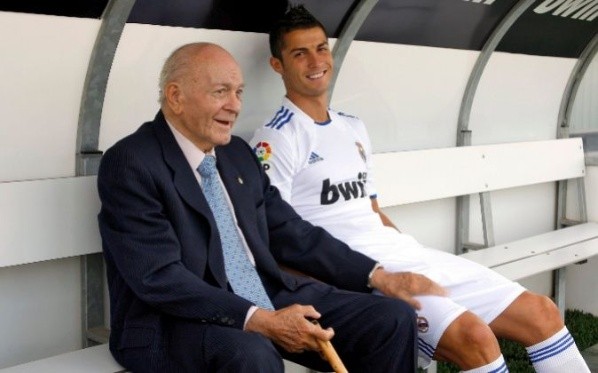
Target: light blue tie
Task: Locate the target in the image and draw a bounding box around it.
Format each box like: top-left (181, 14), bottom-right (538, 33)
top-left (198, 155), bottom-right (274, 310)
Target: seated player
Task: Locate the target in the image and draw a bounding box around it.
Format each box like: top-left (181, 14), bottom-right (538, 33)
top-left (250, 5), bottom-right (591, 373)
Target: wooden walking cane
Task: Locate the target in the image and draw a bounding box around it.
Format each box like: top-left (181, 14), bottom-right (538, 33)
top-left (311, 320), bottom-right (349, 373)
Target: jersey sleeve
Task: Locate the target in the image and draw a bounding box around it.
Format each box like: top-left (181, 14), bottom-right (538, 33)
top-left (249, 126), bottom-right (298, 202)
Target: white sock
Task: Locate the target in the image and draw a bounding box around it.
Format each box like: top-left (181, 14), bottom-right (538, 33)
top-left (526, 326), bottom-right (590, 372)
top-left (461, 355), bottom-right (508, 373)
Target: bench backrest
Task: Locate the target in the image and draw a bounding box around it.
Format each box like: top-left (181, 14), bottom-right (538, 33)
top-left (373, 138), bottom-right (586, 208)
top-left (0, 138), bottom-right (584, 268)
top-left (0, 175), bottom-right (101, 268)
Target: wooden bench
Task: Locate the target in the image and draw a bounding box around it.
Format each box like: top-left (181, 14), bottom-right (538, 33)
top-left (374, 137), bottom-right (597, 373)
top-left (373, 137), bottom-right (598, 310)
top-left (0, 176), bottom-right (125, 372)
top-left (2, 138), bottom-right (595, 372)
top-left (0, 344), bottom-right (125, 373)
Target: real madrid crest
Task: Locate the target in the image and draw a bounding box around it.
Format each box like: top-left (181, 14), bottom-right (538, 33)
top-left (417, 316), bottom-right (429, 333)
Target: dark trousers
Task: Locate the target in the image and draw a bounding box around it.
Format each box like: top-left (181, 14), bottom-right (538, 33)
top-left (113, 281), bottom-right (417, 372)
top-left (275, 281), bottom-right (417, 373)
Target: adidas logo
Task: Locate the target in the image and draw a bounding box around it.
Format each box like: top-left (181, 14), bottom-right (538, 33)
top-left (308, 152), bottom-right (324, 164)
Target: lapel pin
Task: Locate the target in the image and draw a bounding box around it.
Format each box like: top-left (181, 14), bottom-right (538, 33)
top-left (237, 176), bottom-right (244, 184)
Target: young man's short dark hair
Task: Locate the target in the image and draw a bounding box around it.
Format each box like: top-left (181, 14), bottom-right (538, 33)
top-left (269, 4), bottom-right (328, 59)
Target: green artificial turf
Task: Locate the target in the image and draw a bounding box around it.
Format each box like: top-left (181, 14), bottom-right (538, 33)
top-left (420, 309), bottom-right (598, 373)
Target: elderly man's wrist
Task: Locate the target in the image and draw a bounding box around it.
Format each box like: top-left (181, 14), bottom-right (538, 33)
top-left (367, 263), bottom-right (384, 288)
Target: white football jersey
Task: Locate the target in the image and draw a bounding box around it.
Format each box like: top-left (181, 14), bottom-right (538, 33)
top-left (250, 97), bottom-right (394, 243)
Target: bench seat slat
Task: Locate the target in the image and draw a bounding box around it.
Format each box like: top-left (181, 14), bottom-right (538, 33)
top-left (0, 344), bottom-right (125, 373)
top-left (459, 222), bottom-right (598, 268)
top-left (490, 237), bottom-right (598, 281)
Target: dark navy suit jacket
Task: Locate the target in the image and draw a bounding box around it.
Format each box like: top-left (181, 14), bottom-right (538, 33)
top-left (97, 111), bottom-right (377, 369)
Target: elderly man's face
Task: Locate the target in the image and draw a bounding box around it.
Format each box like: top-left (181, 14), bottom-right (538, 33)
top-left (171, 46), bottom-right (244, 153)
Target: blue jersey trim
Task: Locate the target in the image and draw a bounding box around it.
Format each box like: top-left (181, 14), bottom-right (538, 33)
top-left (337, 111), bottom-right (358, 119)
top-left (315, 119), bottom-right (332, 126)
top-left (265, 107), bottom-right (294, 130)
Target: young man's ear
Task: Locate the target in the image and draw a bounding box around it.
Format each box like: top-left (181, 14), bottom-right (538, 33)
top-left (270, 56), bottom-right (283, 74)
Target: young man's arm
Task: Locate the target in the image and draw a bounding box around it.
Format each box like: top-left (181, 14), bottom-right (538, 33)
top-left (371, 198), bottom-right (400, 232)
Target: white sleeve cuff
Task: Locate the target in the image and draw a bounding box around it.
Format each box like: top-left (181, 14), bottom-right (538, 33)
top-left (367, 263), bottom-right (384, 288)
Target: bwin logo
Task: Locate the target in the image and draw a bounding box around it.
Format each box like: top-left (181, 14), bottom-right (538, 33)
top-left (320, 172), bottom-right (368, 205)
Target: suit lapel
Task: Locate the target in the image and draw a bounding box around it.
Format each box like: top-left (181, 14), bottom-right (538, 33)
top-left (154, 117), bottom-right (207, 215)
top-left (152, 113), bottom-right (227, 288)
top-left (215, 150), bottom-right (257, 237)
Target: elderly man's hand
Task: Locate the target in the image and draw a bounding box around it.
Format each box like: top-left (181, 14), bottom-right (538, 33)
top-left (370, 269), bottom-right (447, 310)
top-left (245, 304), bottom-right (333, 353)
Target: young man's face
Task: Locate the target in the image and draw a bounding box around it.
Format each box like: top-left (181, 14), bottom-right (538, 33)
top-left (271, 26), bottom-right (334, 100)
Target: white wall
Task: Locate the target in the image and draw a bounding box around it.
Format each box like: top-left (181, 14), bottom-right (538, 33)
top-left (0, 12), bottom-right (99, 369)
top-left (100, 23), bottom-right (283, 150)
top-left (0, 9), bottom-right (596, 369)
top-left (566, 165), bottom-right (598, 315)
top-left (565, 56), bottom-right (598, 315)
top-left (571, 54), bottom-right (598, 133)
top-left (0, 12), bottom-right (100, 182)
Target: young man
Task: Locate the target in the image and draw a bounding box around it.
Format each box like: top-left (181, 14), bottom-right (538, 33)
top-left (97, 42), bottom-right (420, 372)
top-left (250, 5), bottom-right (591, 373)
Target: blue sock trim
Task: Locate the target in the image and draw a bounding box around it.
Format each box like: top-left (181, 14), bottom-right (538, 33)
top-left (528, 332), bottom-right (574, 363)
top-left (488, 361), bottom-right (509, 373)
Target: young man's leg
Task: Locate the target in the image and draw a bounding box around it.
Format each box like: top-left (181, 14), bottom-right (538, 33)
top-left (490, 291), bottom-right (590, 372)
